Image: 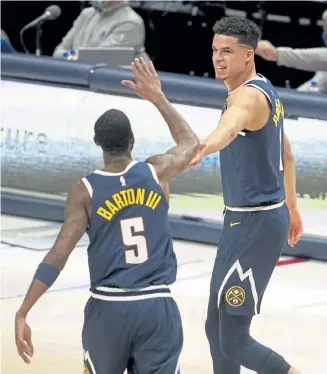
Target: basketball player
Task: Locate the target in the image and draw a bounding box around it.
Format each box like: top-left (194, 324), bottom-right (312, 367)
top-left (14, 59), bottom-right (199, 373)
top-left (189, 17), bottom-right (303, 374)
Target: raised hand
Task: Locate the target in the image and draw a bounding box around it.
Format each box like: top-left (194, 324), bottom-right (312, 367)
top-left (121, 58), bottom-right (163, 104)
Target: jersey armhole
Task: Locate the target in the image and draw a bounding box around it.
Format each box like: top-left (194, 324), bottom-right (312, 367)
top-left (244, 83), bottom-right (272, 107)
top-left (81, 177), bottom-right (93, 198)
top-left (146, 163), bottom-right (170, 207)
top-left (243, 83), bottom-right (273, 132)
top-left (146, 163), bottom-right (160, 184)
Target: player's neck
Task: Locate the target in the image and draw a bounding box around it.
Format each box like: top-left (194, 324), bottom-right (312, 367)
top-left (102, 152), bottom-right (133, 172)
top-left (224, 65), bottom-right (257, 93)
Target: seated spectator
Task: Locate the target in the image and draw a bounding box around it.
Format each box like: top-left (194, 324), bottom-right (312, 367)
top-left (256, 10), bottom-right (327, 92)
top-left (53, 1), bottom-right (148, 60)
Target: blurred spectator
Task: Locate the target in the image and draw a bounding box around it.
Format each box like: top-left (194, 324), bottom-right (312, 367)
top-left (256, 9), bottom-right (327, 92)
top-left (53, 1), bottom-right (148, 59)
top-left (1, 28), bottom-right (15, 53)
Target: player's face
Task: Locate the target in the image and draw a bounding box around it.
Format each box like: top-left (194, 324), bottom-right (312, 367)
top-left (212, 34), bottom-right (253, 81)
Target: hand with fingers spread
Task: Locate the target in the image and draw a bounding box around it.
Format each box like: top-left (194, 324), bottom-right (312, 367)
top-left (15, 313), bottom-right (34, 364)
top-left (121, 58), bottom-right (164, 104)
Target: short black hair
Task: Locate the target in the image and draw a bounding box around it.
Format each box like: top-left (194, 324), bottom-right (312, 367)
top-left (94, 109), bottom-right (133, 152)
top-left (213, 16), bottom-right (262, 50)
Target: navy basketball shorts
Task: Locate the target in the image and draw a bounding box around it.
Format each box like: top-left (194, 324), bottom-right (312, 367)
top-left (210, 203), bottom-right (290, 317)
top-left (82, 287), bottom-right (183, 374)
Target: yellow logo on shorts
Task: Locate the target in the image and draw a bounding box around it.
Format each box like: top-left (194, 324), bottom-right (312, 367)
top-left (230, 221), bottom-right (241, 227)
top-left (226, 286), bottom-right (245, 307)
top-left (83, 362), bottom-right (90, 374)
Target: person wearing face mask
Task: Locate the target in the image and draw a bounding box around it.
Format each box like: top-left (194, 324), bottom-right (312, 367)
top-left (255, 9), bottom-right (327, 92)
top-left (53, 1), bottom-right (148, 60)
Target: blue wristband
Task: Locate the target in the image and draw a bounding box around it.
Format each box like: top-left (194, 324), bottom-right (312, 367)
top-left (34, 262), bottom-right (61, 287)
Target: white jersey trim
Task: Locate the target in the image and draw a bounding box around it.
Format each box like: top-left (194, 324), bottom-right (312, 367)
top-left (91, 292), bottom-right (172, 302)
top-left (244, 83), bottom-right (272, 105)
top-left (96, 285), bottom-right (170, 292)
top-left (83, 350), bottom-right (97, 374)
top-left (226, 200), bottom-right (284, 212)
top-left (241, 73), bottom-right (267, 86)
top-left (93, 160), bottom-right (138, 176)
top-left (217, 259), bottom-right (259, 315)
top-left (81, 177), bottom-right (93, 198)
top-left (91, 285), bottom-right (171, 301)
top-left (147, 163), bottom-right (160, 184)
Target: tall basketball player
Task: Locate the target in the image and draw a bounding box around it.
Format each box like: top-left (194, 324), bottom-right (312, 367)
top-left (14, 59), bottom-right (199, 373)
top-left (189, 16), bottom-right (303, 374)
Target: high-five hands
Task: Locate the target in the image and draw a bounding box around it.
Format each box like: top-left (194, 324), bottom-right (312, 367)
top-left (121, 58), bottom-right (163, 103)
top-left (189, 142), bottom-right (208, 167)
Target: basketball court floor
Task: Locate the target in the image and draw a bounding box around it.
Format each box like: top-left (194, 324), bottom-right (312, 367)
top-left (1, 214), bottom-right (327, 373)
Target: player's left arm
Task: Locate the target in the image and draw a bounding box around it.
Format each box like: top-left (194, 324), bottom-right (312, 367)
top-left (16, 181), bottom-right (89, 318)
top-left (283, 132), bottom-right (303, 246)
top-left (190, 86), bottom-right (270, 165)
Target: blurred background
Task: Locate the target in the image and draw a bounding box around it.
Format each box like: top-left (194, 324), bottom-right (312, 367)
top-left (1, 0), bottom-right (327, 89)
top-left (1, 1), bottom-right (327, 244)
top-left (1, 3), bottom-right (327, 372)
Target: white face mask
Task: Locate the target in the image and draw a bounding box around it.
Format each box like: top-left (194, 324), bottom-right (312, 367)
top-left (89, 1), bottom-right (108, 11)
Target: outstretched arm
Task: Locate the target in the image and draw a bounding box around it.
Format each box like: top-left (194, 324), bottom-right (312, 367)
top-left (122, 58), bottom-right (199, 188)
top-left (189, 86), bottom-right (270, 166)
top-left (15, 181), bottom-right (89, 363)
top-left (146, 92), bottom-right (199, 183)
top-left (256, 40), bottom-right (327, 72)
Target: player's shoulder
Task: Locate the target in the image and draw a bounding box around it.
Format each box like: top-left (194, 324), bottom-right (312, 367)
top-left (67, 179), bottom-right (91, 204)
top-left (229, 84), bottom-right (266, 108)
top-left (79, 6), bottom-right (96, 18)
top-left (118, 4), bottom-right (145, 26)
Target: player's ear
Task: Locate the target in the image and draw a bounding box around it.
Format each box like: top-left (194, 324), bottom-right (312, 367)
top-left (129, 133), bottom-right (135, 151)
top-left (94, 135), bottom-right (99, 146)
top-left (246, 48), bottom-right (254, 61)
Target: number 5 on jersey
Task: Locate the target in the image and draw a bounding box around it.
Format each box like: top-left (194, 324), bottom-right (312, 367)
top-left (120, 217), bottom-right (149, 264)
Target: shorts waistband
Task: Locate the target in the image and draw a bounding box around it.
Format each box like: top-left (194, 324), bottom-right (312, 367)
top-left (91, 285), bottom-right (172, 301)
top-left (225, 200), bottom-right (284, 212)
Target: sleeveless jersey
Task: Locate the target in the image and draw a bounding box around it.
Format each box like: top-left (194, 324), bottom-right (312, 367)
top-left (82, 161), bottom-right (177, 291)
top-left (220, 74), bottom-right (286, 207)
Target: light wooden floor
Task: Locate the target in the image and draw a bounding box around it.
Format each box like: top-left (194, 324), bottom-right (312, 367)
top-left (1, 215), bottom-right (327, 373)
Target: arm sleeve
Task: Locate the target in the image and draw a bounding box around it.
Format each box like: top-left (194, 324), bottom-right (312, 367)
top-left (53, 11), bottom-right (86, 57)
top-left (276, 47), bottom-right (327, 72)
top-left (99, 21), bottom-right (145, 49)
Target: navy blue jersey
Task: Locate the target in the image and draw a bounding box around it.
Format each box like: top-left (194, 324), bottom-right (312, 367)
top-left (82, 161), bottom-right (177, 290)
top-left (220, 74), bottom-right (285, 207)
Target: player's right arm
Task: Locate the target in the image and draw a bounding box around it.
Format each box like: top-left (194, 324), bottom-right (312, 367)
top-left (145, 93), bottom-right (199, 181)
top-left (14, 181), bottom-right (89, 363)
top-left (283, 132), bottom-right (303, 247)
top-left (121, 58), bottom-right (199, 190)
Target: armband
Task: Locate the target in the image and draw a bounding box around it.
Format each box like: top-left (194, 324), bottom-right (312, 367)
top-left (34, 262), bottom-right (61, 287)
